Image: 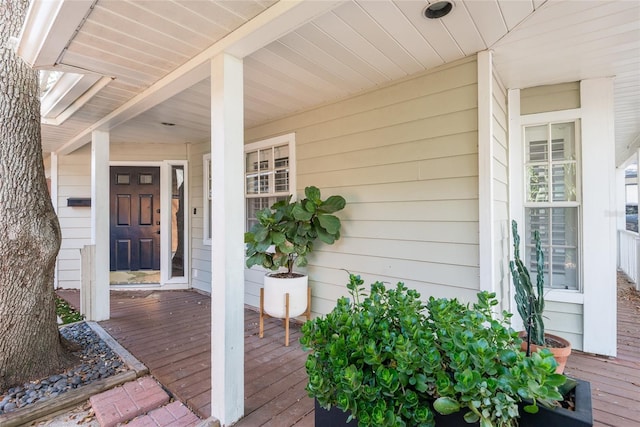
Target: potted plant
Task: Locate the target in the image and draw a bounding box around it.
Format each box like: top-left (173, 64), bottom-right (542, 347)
top-left (301, 274), bottom-right (592, 427)
top-left (509, 220), bottom-right (572, 373)
top-left (245, 186), bottom-right (345, 344)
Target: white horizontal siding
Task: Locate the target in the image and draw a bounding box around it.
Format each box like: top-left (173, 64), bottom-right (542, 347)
top-left (520, 81), bottom-right (580, 115)
top-left (188, 142), bottom-right (211, 293)
top-left (245, 57), bottom-right (480, 315)
top-left (110, 142), bottom-right (187, 161)
top-left (56, 145), bottom-right (92, 289)
top-left (545, 301), bottom-right (583, 350)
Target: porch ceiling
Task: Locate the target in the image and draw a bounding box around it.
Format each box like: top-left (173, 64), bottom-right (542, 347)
top-left (32, 0), bottom-right (639, 166)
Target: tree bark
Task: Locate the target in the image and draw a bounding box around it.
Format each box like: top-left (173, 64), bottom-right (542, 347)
top-left (0, 0), bottom-right (73, 390)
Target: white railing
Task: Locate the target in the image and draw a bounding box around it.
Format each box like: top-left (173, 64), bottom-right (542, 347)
top-left (618, 229), bottom-right (640, 290)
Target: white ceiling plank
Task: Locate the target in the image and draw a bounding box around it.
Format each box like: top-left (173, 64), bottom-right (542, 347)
top-left (439, 2), bottom-right (488, 55)
top-left (86, 2), bottom-right (206, 52)
top-left (313, 9), bottom-right (407, 81)
top-left (133, 1), bottom-right (229, 43)
top-left (265, 42), bottom-right (357, 92)
top-left (279, 32), bottom-right (374, 88)
top-left (295, 23), bottom-right (389, 85)
top-left (533, 0), bottom-right (548, 9)
top-left (393, 1), bottom-right (464, 63)
top-left (357, 0), bottom-right (443, 70)
top-left (462, 0), bottom-right (508, 47)
top-left (245, 54), bottom-right (330, 105)
top-left (68, 38), bottom-right (174, 78)
top-left (56, 0), bottom-right (345, 155)
top-left (81, 2), bottom-right (198, 57)
top-left (244, 74), bottom-right (318, 109)
top-left (61, 50), bottom-right (161, 87)
top-left (216, 0), bottom-right (276, 21)
top-left (72, 31), bottom-right (181, 73)
top-left (499, 0), bottom-right (624, 42)
top-left (224, 0), bottom-right (345, 58)
top-left (334, 2), bottom-right (424, 76)
top-left (497, 0), bottom-right (534, 31)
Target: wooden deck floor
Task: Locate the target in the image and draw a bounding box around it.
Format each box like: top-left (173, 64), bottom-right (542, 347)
top-left (58, 278), bottom-right (640, 427)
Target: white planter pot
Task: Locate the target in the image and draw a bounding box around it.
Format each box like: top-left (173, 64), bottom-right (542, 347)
top-left (263, 274), bottom-right (308, 319)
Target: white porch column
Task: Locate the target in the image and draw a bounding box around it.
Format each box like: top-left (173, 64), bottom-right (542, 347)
top-left (89, 130), bottom-right (110, 321)
top-left (477, 51), bottom-right (495, 296)
top-left (210, 53), bottom-right (244, 426)
top-left (580, 78), bottom-right (617, 356)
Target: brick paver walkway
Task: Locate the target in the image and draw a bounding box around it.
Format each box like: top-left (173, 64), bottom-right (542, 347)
top-left (90, 377), bottom-right (169, 427)
top-left (127, 401), bottom-right (200, 426)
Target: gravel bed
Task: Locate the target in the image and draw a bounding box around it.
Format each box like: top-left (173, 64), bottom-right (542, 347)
top-left (0, 322), bottom-right (128, 415)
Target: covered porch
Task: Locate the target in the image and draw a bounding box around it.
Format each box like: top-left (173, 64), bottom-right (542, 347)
top-left (58, 275), bottom-right (640, 427)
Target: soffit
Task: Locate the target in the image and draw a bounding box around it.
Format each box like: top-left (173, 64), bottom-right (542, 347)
top-left (36, 0), bottom-right (639, 167)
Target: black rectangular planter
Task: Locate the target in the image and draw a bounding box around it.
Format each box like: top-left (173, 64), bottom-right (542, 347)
top-left (315, 378), bottom-right (592, 427)
top-left (314, 399), bottom-right (356, 426)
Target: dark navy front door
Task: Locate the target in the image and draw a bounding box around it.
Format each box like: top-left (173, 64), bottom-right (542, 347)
top-left (109, 166), bottom-right (161, 271)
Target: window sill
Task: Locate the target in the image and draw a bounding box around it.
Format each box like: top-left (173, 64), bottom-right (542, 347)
top-left (545, 289), bottom-right (584, 304)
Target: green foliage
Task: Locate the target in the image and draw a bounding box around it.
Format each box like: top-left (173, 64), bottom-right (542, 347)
top-left (55, 297), bottom-right (84, 324)
top-left (301, 274), bottom-right (566, 427)
top-left (244, 186), bottom-right (345, 275)
top-left (509, 220), bottom-right (545, 346)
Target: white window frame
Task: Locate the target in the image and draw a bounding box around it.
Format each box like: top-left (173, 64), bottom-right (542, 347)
top-left (244, 133), bottom-right (296, 232)
top-left (522, 119), bottom-right (582, 291)
top-left (161, 160), bottom-right (189, 285)
top-left (511, 107), bottom-right (585, 305)
top-left (203, 153), bottom-right (212, 246)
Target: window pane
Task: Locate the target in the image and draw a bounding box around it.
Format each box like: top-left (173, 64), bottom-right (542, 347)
top-left (551, 122), bottom-right (575, 161)
top-left (551, 247), bottom-right (578, 290)
top-left (527, 165), bottom-right (549, 202)
top-left (260, 149), bottom-right (272, 171)
top-left (526, 207), bottom-right (579, 290)
top-left (551, 164), bottom-right (576, 201)
top-left (171, 166), bottom-right (185, 278)
top-left (526, 125), bottom-right (548, 162)
top-left (551, 207), bottom-right (579, 246)
top-left (246, 175), bottom-right (259, 195)
top-left (246, 151), bottom-right (259, 172)
top-left (274, 144), bottom-right (289, 193)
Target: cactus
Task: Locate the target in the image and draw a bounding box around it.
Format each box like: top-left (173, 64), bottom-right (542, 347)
top-left (509, 220), bottom-right (546, 348)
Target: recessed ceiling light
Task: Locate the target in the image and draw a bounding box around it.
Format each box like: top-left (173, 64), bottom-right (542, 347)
top-left (161, 122), bottom-right (176, 127)
top-left (424, 1), bottom-right (454, 19)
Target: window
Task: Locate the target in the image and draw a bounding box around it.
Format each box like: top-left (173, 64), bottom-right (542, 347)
top-left (524, 121), bottom-right (580, 290)
top-left (245, 134), bottom-right (296, 231)
top-left (203, 154), bottom-right (212, 245)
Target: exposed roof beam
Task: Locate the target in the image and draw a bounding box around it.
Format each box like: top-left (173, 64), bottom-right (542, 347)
top-left (17, 0), bottom-right (94, 69)
top-left (56, 0), bottom-right (344, 155)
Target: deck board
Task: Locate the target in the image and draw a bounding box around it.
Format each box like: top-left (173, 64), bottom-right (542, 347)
top-left (56, 274), bottom-right (639, 427)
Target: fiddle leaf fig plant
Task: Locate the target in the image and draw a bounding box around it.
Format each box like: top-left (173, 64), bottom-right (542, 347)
top-left (301, 274), bottom-right (566, 427)
top-left (244, 186), bottom-right (345, 276)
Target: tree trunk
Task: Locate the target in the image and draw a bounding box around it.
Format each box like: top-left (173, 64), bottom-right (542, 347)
top-left (0, 0), bottom-right (73, 390)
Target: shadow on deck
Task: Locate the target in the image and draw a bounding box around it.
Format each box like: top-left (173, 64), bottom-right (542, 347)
top-left (57, 276), bottom-right (639, 427)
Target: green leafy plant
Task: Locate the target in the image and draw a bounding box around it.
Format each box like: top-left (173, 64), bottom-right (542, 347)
top-left (301, 274), bottom-right (566, 427)
top-left (55, 297), bottom-right (84, 324)
top-left (509, 220), bottom-right (545, 347)
top-left (427, 292), bottom-right (564, 427)
top-left (244, 186), bottom-right (345, 276)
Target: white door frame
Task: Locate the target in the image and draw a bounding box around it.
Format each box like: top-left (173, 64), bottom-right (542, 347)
top-left (109, 160), bottom-right (189, 289)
